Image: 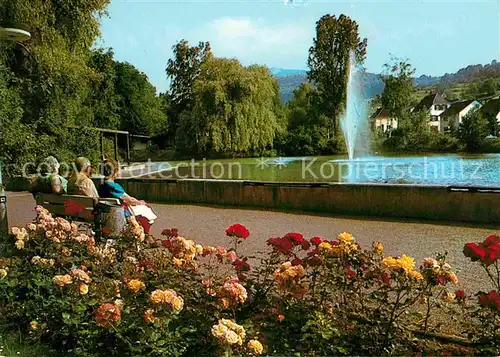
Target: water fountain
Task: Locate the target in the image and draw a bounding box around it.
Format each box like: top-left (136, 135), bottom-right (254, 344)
top-left (340, 50), bottom-right (370, 160)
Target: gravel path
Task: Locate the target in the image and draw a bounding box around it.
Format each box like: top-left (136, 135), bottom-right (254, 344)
top-left (6, 191), bottom-right (499, 293)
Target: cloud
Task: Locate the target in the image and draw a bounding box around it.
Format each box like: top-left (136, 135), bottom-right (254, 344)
top-left (206, 17), bottom-right (312, 67)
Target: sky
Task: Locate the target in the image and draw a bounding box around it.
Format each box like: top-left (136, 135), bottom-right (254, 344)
top-left (98, 0), bottom-right (500, 93)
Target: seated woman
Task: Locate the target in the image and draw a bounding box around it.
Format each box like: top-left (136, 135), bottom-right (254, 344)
top-left (32, 156), bottom-right (68, 195)
top-left (98, 159), bottom-right (156, 232)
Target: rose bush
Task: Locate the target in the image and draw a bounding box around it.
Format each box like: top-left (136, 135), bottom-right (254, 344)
top-left (0, 207), bottom-right (497, 356)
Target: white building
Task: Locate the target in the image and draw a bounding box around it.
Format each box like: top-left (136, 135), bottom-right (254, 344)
top-left (440, 100), bottom-right (482, 132)
top-left (371, 107), bottom-right (398, 133)
top-left (414, 92), bottom-right (451, 133)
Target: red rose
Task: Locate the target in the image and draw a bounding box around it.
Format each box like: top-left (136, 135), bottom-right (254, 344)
top-left (310, 237), bottom-right (323, 246)
top-left (135, 215), bottom-right (151, 234)
top-left (161, 228), bottom-right (179, 237)
top-left (161, 240), bottom-right (172, 249)
top-left (233, 258), bottom-right (251, 272)
top-left (308, 248), bottom-right (320, 256)
top-left (226, 224), bottom-right (250, 239)
top-left (138, 261), bottom-right (155, 272)
top-left (483, 245), bottom-right (500, 265)
top-left (463, 243), bottom-right (486, 262)
top-left (301, 240), bottom-right (311, 251)
top-left (455, 289), bottom-right (465, 301)
top-left (94, 303), bottom-right (121, 328)
top-left (291, 258), bottom-right (303, 266)
top-left (378, 272), bottom-right (390, 286)
top-left (345, 265), bottom-right (356, 279)
top-left (284, 233), bottom-right (304, 244)
top-left (306, 256), bottom-right (323, 266)
top-left (484, 235), bottom-right (500, 247)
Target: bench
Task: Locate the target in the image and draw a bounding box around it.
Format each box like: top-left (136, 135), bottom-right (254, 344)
top-left (34, 193), bottom-right (124, 240)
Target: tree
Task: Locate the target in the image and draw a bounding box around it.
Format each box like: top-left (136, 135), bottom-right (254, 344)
top-left (175, 57), bottom-right (281, 155)
top-left (114, 62), bottom-right (167, 136)
top-left (380, 57), bottom-right (415, 120)
top-left (307, 14), bottom-right (367, 138)
top-left (458, 109), bottom-right (489, 151)
top-left (87, 48), bottom-right (120, 129)
top-left (280, 83), bottom-right (331, 155)
top-left (166, 40), bottom-right (212, 139)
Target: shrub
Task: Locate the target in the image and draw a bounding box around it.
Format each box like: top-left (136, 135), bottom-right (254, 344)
top-left (0, 209), bottom-right (498, 356)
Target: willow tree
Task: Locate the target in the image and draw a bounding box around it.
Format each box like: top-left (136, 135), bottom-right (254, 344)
top-left (176, 57), bottom-right (281, 155)
top-left (307, 14), bottom-right (367, 139)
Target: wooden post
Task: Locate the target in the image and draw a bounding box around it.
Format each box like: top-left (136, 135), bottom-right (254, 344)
top-left (114, 133), bottom-right (119, 162)
top-left (126, 134), bottom-right (130, 163)
top-left (100, 132), bottom-right (105, 160)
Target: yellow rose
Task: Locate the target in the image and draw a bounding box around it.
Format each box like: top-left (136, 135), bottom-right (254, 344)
top-left (144, 309), bottom-right (156, 323)
top-left (15, 240), bottom-right (24, 250)
top-left (171, 296), bottom-right (184, 313)
top-left (408, 270), bottom-right (423, 280)
top-left (79, 283), bottom-right (89, 295)
top-left (195, 244), bottom-right (203, 255)
top-left (318, 242), bottom-right (332, 252)
top-left (382, 257), bottom-right (401, 271)
top-left (150, 289), bottom-right (165, 304)
top-left (0, 268), bottom-right (7, 279)
top-left (173, 258), bottom-right (184, 267)
top-left (372, 241), bottom-right (384, 254)
top-left (163, 289), bottom-right (177, 304)
top-left (29, 321), bottom-right (38, 331)
top-left (248, 339), bottom-right (264, 355)
top-left (442, 291), bottom-right (455, 303)
top-left (211, 323), bottom-right (228, 338)
top-left (53, 274), bottom-right (73, 287)
top-left (338, 232), bottom-right (354, 242)
top-left (114, 299), bottom-right (124, 310)
top-left (399, 254), bottom-right (416, 273)
top-left (224, 330), bottom-right (239, 345)
top-left (127, 279), bottom-right (146, 294)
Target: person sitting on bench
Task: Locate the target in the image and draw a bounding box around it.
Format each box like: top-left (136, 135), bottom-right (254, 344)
top-left (68, 157), bottom-right (99, 198)
top-left (98, 159), bottom-right (156, 230)
top-left (30, 156), bottom-right (68, 195)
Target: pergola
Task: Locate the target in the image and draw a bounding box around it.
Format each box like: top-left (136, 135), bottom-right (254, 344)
top-left (67, 126), bottom-right (151, 163)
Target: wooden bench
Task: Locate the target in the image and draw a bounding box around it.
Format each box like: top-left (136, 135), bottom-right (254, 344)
top-left (34, 193), bottom-right (123, 240)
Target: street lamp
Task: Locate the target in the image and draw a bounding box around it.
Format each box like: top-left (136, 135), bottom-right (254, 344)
top-left (0, 25), bottom-right (31, 238)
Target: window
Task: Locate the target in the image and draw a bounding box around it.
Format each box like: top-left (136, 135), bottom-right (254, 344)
top-left (435, 105), bottom-right (440, 110)
top-left (431, 115), bottom-right (438, 121)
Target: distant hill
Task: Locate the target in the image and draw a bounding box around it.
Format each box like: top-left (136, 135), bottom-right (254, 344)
top-left (272, 60), bottom-right (500, 103)
top-left (273, 69), bottom-right (440, 102)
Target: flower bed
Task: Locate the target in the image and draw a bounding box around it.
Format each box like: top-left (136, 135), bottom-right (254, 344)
top-left (0, 207), bottom-right (498, 356)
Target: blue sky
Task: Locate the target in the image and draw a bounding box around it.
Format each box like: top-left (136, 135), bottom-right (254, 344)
top-left (99, 0), bottom-right (500, 93)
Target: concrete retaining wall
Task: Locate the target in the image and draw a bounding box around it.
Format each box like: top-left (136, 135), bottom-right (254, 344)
top-left (117, 179), bottom-right (499, 225)
top-left (7, 177), bottom-right (500, 225)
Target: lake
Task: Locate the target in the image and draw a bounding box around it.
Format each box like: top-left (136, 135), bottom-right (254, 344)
top-left (124, 154), bottom-right (500, 187)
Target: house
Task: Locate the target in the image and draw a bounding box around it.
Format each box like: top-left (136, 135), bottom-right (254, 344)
top-left (440, 100), bottom-right (482, 132)
top-left (479, 98), bottom-right (500, 135)
top-left (371, 107), bottom-right (397, 133)
top-left (414, 92), bottom-right (451, 132)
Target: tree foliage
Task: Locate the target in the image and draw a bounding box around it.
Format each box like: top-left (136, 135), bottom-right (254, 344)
top-left (458, 109), bottom-right (489, 151)
top-left (307, 14), bottom-right (367, 137)
top-left (0, 0), bottom-right (169, 175)
top-left (114, 61), bottom-right (167, 136)
top-left (175, 57), bottom-right (282, 155)
top-left (166, 40), bottom-right (212, 139)
top-left (280, 84), bottom-right (332, 155)
top-left (381, 57), bottom-right (415, 120)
